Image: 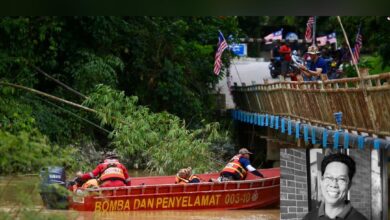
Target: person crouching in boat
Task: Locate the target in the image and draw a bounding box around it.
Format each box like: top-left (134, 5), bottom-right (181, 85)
top-left (77, 151), bottom-right (131, 187)
top-left (175, 167), bottom-right (201, 184)
top-left (219, 148), bottom-right (264, 182)
top-left (71, 171), bottom-right (99, 191)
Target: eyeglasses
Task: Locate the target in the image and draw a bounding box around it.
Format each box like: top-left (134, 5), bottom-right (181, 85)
top-left (322, 176), bottom-right (349, 186)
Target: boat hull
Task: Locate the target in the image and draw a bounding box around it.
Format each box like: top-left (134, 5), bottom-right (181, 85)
top-left (69, 168), bottom-right (280, 211)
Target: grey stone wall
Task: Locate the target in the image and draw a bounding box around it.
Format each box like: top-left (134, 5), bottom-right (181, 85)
top-left (280, 148), bottom-right (308, 220)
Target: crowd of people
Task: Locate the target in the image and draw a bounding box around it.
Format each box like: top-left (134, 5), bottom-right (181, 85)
top-left (270, 40), bottom-right (352, 81)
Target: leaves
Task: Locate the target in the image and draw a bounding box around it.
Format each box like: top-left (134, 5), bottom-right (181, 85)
top-left (84, 85), bottom-right (229, 175)
top-left (0, 130), bottom-right (80, 174)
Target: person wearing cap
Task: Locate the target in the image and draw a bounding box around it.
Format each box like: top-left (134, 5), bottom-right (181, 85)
top-left (175, 167), bottom-right (201, 184)
top-left (219, 148), bottom-right (264, 181)
top-left (279, 41), bottom-right (292, 77)
top-left (77, 151), bottom-right (132, 187)
top-left (303, 153), bottom-right (367, 220)
top-left (299, 45), bottom-right (328, 81)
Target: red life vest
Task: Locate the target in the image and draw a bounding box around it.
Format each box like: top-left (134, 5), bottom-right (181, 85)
top-left (100, 159), bottom-right (126, 181)
top-left (221, 154), bottom-right (247, 180)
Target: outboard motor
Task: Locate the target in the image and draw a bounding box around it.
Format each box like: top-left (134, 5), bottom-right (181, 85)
top-left (39, 166), bottom-right (69, 209)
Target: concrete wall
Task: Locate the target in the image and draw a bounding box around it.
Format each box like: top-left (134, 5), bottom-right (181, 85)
top-left (280, 149), bottom-right (308, 220)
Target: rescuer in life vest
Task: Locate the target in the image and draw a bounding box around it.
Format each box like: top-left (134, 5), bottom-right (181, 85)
top-left (175, 167), bottom-right (201, 184)
top-left (77, 151), bottom-right (132, 187)
top-left (71, 171), bottom-right (100, 192)
top-left (219, 148), bottom-right (264, 182)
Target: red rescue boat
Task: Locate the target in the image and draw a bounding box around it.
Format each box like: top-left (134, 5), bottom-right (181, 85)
top-left (69, 168), bottom-right (280, 211)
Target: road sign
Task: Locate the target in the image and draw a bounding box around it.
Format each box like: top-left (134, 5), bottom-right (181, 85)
top-left (230, 43), bottom-right (247, 57)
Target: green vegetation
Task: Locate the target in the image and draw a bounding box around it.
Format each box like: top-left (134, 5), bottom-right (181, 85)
top-left (84, 85), bottom-right (229, 174)
top-left (0, 17), bottom-right (239, 176)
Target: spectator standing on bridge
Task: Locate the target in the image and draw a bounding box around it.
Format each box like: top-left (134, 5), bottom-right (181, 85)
top-left (77, 151), bottom-right (132, 187)
top-left (271, 40), bottom-right (281, 60)
top-left (303, 153), bottom-right (367, 220)
top-left (299, 45), bottom-right (328, 81)
top-left (219, 148), bottom-right (264, 182)
top-left (279, 41), bottom-right (292, 77)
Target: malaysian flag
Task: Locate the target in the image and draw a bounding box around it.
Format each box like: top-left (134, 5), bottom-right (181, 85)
top-left (214, 31), bottom-right (228, 75)
top-left (305, 16), bottom-right (315, 42)
top-left (316, 35), bottom-right (328, 46)
top-left (327, 32), bottom-right (337, 44)
top-left (264, 29), bottom-right (283, 44)
top-left (316, 32), bottom-right (337, 46)
top-left (352, 26), bottom-right (362, 65)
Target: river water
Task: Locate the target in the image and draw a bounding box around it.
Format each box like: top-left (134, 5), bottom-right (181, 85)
top-left (0, 171), bottom-right (279, 220)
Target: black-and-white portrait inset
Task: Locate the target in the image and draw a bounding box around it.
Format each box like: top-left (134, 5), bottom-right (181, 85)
top-left (280, 148), bottom-right (388, 220)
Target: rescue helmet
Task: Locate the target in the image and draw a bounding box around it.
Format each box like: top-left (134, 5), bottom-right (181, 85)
top-left (105, 151), bottom-right (119, 159)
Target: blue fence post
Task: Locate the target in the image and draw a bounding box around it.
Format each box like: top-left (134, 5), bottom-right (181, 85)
top-left (322, 128), bottom-right (328, 148)
top-left (343, 132), bottom-right (349, 149)
top-left (295, 122), bottom-right (300, 139)
top-left (311, 127), bottom-right (316, 145)
top-left (358, 136), bottom-right (365, 150)
top-left (260, 114), bottom-right (265, 126)
top-left (333, 131), bottom-right (340, 149)
top-left (304, 125), bottom-right (309, 143)
top-left (374, 139), bottom-right (380, 150)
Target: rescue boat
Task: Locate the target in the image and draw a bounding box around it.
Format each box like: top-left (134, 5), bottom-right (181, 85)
top-left (69, 168), bottom-right (280, 212)
top-left (68, 167), bottom-right (280, 211)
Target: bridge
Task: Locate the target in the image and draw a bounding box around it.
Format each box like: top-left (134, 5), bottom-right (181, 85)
top-left (230, 72), bottom-right (390, 149)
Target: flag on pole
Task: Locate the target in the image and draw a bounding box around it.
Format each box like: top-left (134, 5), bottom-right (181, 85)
top-left (214, 31), bottom-right (228, 75)
top-left (352, 26), bottom-right (362, 65)
top-left (327, 32), bottom-right (337, 44)
top-left (263, 29), bottom-right (283, 44)
top-left (316, 35), bottom-right (328, 46)
top-left (305, 16), bottom-right (315, 42)
top-left (316, 32), bottom-right (337, 46)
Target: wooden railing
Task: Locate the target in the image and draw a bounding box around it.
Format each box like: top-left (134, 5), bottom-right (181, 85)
top-left (231, 73), bottom-right (390, 137)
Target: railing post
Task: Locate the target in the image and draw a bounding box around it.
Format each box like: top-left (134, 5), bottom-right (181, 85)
top-left (263, 79), bottom-right (275, 114)
top-left (282, 82), bottom-right (291, 115)
top-left (359, 69), bottom-right (379, 134)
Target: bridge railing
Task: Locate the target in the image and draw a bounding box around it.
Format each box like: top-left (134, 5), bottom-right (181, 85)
top-left (231, 73), bottom-right (390, 137)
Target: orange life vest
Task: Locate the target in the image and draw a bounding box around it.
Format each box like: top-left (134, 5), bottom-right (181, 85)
top-left (100, 159), bottom-right (126, 181)
top-left (221, 154), bottom-right (247, 180)
top-left (82, 179), bottom-right (99, 189)
top-left (72, 179), bottom-right (99, 192)
top-left (175, 175), bottom-right (200, 184)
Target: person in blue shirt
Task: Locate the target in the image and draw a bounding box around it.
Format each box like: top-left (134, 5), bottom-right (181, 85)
top-left (299, 45), bottom-right (328, 81)
top-left (219, 148), bottom-right (264, 181)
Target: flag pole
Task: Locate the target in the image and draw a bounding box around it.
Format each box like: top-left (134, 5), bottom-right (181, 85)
top-left (312, 16), bottom-right (317, 46)
top-left (337, 16), bottom-right (378, 133)
top-left (336, 16), bottom-right (361, 78)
